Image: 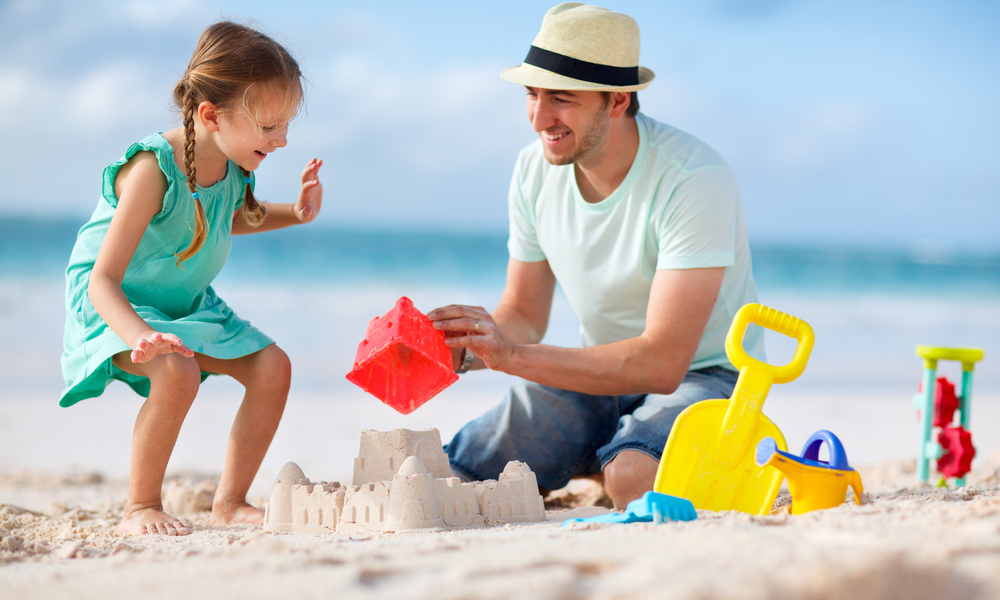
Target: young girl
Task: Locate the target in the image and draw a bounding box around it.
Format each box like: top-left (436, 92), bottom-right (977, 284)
top-left (60, 22), bottom-right (322, 536)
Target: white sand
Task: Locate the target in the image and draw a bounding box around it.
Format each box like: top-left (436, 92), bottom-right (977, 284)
top-left (2, 453), bottom-right (1000, 600)
top-left (3, 387), bottom-right (1000, 598)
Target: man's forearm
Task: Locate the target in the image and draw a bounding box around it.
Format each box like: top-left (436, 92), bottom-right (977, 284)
top-left (491, 303), bottom-right (547, 345)
top-left (498, 337), bottom-right (690, 397)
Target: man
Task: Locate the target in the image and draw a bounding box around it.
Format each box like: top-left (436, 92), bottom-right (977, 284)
top-left (427, 3), bottom-right (764, 510)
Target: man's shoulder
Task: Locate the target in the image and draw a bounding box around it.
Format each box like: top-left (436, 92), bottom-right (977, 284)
top-left (637, 113), bottom-right (733, 174)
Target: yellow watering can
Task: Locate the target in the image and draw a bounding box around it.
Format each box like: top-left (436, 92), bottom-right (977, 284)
top-left (755, 430), bottom-right (864, 514)
top-left (653, 303), bottom-right (814, 515)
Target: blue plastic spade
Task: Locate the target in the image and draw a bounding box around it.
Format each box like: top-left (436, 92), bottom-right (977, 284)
top-left (562, 491), bottom-right (697, 526)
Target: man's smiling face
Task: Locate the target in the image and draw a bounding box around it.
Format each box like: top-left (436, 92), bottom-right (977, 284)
top-left (525, 87), bottom-right (611, 167)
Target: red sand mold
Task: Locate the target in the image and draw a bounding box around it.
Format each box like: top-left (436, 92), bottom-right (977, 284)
top-left (346, 297), bottom-right (458, 414)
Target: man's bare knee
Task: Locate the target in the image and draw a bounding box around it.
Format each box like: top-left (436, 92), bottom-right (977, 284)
top-left (603, 450), bottom-right (660, 511)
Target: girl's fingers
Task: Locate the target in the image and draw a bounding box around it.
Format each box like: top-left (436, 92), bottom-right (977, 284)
top-left (302, 158), bottom-right (323, 180)
top-left (130, 333), bottom-right (193, 362)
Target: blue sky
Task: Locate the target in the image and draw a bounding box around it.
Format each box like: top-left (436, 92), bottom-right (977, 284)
top-left (1, 0), bottom-right (997, 250)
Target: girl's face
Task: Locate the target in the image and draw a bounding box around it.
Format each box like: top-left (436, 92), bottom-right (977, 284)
top-left (215, 82), bottom-right (301, 171)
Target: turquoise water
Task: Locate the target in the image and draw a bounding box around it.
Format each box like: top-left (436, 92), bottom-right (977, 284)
top-left (4, 217), bottom-right (997, 294)
top-left (1, 217), bottom-right (997, 394)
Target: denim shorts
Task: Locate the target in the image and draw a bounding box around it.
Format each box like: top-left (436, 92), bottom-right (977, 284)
top-left (444, 366), bottom-right (739, 491)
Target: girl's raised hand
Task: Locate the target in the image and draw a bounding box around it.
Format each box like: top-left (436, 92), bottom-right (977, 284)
top-left (294, 158), bottom-right (323, 223)
top-left (131, 330), bottom-right (195, 364)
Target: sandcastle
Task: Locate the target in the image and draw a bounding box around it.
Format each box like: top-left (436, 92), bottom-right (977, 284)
top-left (263, 428), bottom-right (546, 534)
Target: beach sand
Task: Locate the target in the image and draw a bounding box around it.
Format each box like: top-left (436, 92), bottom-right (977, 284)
top-left (3, 388), bottom-right (1000, 599)
top-left (2, 455), bottom-right (1000, 600)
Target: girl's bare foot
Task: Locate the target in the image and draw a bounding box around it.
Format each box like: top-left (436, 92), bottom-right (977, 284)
top-left (118, 503), bottom-right (191, 536)
top-left (211, 500), bottom-right (264, 526)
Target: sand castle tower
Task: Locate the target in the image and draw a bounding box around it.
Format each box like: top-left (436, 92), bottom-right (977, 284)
top-left (353, 428), bottom-right (451, 484)
top-left (475, 461), bottom-right (546, 526)
top-left (262, 462), bottom-right (311, 534)
top-left (387, 456), bottom-right (446, 530)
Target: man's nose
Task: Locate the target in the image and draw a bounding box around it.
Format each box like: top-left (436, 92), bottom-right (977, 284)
top-left (531, 101), bottom-right (555, 133)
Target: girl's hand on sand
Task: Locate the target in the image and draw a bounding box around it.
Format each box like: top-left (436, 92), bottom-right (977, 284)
top-left (428, 305), bottom-right (515, 372)
top-left (294, 158), bottom-right (323, 223)
top-left (131, 330), bottom-right (194, 364)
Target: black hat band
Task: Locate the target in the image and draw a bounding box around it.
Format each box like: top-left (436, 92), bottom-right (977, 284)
top-left (524, 45), bottom-right (639, 87)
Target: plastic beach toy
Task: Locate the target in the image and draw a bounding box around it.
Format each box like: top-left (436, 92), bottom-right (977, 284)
top-left (562, 491), bottom-right (697, 526)
top-left (755, 430), bottom-right (863, 515)
top-left (653, 303), bottom-right (814, 515)
top-left (346, 297), bottom-right (458, 414)
top-left (913, 346), bottom-right (984, 486)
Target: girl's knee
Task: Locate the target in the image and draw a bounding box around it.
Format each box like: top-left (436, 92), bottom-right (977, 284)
top-left (148, 354), bottom-right (202, 400)
top-left (253, 344), bottom-right (292, 391)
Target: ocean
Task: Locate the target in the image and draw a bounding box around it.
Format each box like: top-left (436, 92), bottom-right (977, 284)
top-left (3, 216), bottom-right (996, 390)
top-left (1, 217), bottom-right (997, 485)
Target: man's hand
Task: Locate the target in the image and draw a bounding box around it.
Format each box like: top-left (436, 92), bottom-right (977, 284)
top-left (130, 330), bottom-right (194, 364)
top-left (427, 305), bottom-right (515, 371)
top-left (294, 158), bottom-right (323, 223)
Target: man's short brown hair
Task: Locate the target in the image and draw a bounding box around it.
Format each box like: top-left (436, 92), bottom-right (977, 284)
top-left (601, 91), bottom-right (640, 118)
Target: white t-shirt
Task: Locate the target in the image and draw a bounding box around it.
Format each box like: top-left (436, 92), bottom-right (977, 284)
top-left (507, 112), bottom-right (764, 371)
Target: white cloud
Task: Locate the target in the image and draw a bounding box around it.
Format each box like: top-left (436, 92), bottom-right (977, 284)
top-left (303, 52), bottom-right (527, 172)
top-left (66, 63), bottom-right (166, 132)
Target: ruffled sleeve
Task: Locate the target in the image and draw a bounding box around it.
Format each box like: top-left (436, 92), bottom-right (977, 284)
top-left (100, 134), bottom-right (179, 218)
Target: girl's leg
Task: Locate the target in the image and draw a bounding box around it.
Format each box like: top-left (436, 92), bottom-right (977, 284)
top-left (112, 351), bottom-right (202, 536)
top-left (195, 344), bottom-right (291, 525)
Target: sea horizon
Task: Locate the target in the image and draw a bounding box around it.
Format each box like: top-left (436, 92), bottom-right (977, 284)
top-left (1, 216), bottom-right (996, 396)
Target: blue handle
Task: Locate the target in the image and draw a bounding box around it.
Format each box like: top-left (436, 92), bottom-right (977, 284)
top-left (801, 430), bottom-right (851, 470)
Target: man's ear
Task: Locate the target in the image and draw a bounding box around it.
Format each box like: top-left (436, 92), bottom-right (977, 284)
top-left (608, 91), bottom-right (631, 119)
top-left (198, 101), bottom-right (221, 132)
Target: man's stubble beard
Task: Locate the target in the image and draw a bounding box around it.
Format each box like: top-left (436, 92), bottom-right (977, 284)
top-left (543, 109), bottom-right (610, 167)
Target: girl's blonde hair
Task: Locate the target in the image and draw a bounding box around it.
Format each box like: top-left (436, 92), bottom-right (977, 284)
top-left (172, 21), bottom-right (302, 265)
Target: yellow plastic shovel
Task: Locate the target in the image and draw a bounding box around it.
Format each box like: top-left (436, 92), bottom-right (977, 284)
top-left (653, 303), bottom-right (814, 515)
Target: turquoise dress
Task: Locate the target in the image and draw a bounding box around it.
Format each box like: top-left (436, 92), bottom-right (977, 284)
top-left (60, 133), bottom-right (274, 407)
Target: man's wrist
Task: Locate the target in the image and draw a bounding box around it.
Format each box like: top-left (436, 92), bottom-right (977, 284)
top-left (456, 347), bottom-right (475, 374)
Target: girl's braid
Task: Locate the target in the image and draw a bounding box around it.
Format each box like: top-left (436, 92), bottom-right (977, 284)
top-left (175, 81), bottom-right (209, 266)
top-left (239, 166), bottom-right (266, 227)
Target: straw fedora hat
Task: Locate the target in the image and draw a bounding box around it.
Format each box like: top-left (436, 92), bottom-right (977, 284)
top-left (501, 3), bottom-right (654, 92)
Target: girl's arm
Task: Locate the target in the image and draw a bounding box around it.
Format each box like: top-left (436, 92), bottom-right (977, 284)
top-left (88, 152), bottom-right (195, 364)
top-left (232, 158), bottom-right (323, 234)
